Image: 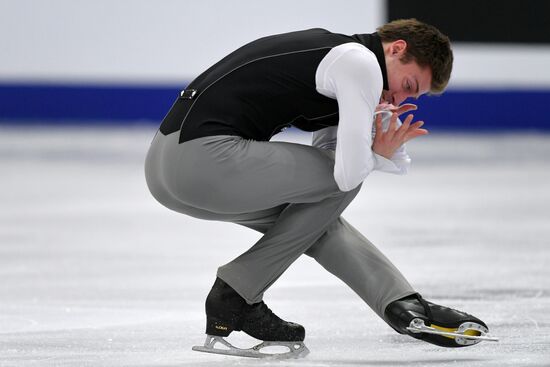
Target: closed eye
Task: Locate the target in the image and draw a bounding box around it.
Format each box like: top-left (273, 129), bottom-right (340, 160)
top-left (409, 78), bottom-right (420, 99)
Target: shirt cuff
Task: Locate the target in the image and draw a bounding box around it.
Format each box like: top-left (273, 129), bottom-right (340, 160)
top-left (373, 153), bottom-right (410, 175)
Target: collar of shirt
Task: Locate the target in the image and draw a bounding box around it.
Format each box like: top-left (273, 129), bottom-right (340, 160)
top-left (351, 32), bottom-right (389, 90)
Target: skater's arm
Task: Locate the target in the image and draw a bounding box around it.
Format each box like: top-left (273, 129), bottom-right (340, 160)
top-left (374, 143), bottom-right (411, 175)
top-left (315, 43), bottom-right (405, 191)
top-left (312, 119), bottom-right (411, 175)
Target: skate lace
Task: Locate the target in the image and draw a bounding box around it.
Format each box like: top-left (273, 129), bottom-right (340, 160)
top-left (248, 301), bottom-right (277, 322)
top-left (418, 294), bottom-right (475, 322)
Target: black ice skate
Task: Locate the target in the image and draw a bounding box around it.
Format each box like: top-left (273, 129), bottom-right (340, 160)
top-left (385, 294), bottom-right (499, 347)
top-left (192, 277), bottom-right (309, 359)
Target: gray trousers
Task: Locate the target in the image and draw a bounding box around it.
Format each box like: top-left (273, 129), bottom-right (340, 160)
top-left (144, 131), bottom-right (415, 320)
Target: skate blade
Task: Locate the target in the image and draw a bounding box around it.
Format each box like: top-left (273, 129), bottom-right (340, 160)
top-left (192, 335), bottom-right (310, 359)
top-left (406, 318), bottom-right (499, 345)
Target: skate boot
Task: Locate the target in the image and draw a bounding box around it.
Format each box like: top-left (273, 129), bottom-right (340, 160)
top-left (241, 300), bottom-right (305, 341)
top-left (384, 293), bottom-right (498, 347)
top-left (192, 277), bottom-right (309, 359)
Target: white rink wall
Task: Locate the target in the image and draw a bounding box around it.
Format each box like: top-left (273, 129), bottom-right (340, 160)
top-left (1, 0), bottom-right (550, 88)
top-left (0, 0), bottom-right (386, 84)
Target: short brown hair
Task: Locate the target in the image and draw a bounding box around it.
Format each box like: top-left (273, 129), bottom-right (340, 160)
top-left (377, 19), bottom-right (453, 94)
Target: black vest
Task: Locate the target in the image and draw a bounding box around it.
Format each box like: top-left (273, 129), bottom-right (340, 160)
top-left (159, 28), bottom-right (389, 143)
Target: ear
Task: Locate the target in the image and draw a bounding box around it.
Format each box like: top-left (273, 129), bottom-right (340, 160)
top-left (390, 40), bottom-right (407, 56)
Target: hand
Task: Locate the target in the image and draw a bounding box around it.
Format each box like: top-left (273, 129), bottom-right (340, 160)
top-left (372, 112), bottom-right (428, 159)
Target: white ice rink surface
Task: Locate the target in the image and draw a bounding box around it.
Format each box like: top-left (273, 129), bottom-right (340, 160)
top-left (1, 126), bottom-right (549, 367)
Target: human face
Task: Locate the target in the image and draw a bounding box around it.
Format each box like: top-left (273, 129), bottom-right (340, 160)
top-left (382, 40), bottom-right (432, 106)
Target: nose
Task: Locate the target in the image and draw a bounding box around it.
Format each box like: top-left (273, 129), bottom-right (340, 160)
top-left (393, 94), bottom-right (407, 105)
top-left (396, 88), bottom-right (418, 105)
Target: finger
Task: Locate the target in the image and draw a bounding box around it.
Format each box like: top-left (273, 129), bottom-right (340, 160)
top-left (402, 113), bottom-right (414, 127)
top-left (404, 122), bottom-right (428, 140)
top-left (375, 113), bottom-right (383, 129)
top-left (376, 102), bottom-right (392, 112)
top-left (389, 112), bottom-right (399, 133)
top-left (396, 103), bottom-right (417, 115)
top-left (409, 120), bottom-right (425, 130)
top-left (374, 113), bottom-right (383, 140)
top-left (396, 114), bottom-right (414, 140)
top-left (404, 128), bottom-right (429, 142)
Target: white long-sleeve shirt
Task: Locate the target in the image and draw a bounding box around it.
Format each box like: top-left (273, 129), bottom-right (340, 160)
top-left (313, 43), bottom-right (411, 191)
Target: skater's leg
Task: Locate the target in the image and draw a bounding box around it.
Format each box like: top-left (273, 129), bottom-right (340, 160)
top-left (235, 215), bottom-right (495, 347)
top-left (147, 133), bottom-right (493, 348)
top-left (146, 131), bottom-right (361, 304)
top-left (233, 213), bottom-right (417, 321)
top-left (304, 217), bottom-right (416, 320)
top-left (217, 185), bottom-right (360, 303)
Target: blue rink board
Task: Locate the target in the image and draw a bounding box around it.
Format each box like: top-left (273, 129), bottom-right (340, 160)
top-left (1, 83), bottom-right (549, 131)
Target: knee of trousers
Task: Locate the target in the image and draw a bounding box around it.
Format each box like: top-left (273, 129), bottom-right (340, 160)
top-left (304, 211), bottom-right (362, 260)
